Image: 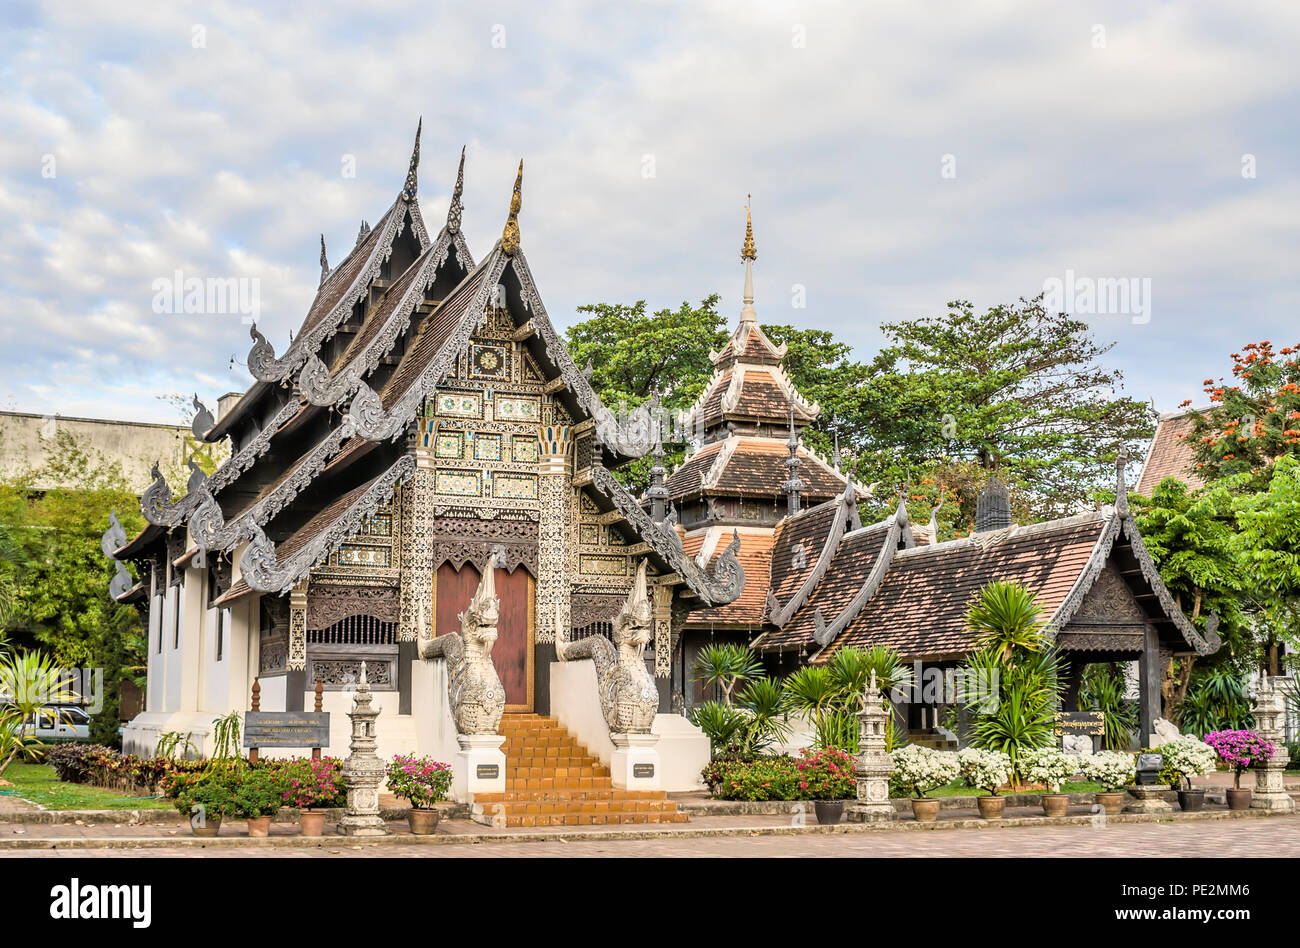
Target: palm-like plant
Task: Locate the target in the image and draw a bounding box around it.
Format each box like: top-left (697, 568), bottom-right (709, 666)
top-left (826, 645), bottom-right (914, 704)
top-left (1080, 663), bottom-right (1138, 750)
top-left (0, 649), bottom-right (78, 779)
top-left (966, 581), bottom-right (1046, 664)
top-left (693, 642), bottom-right (765, 705)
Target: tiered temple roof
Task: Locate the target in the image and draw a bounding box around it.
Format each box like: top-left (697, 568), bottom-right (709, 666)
top-left (118, 133), bottom-right (745, 610)
top-left (1136, 406), bottom-right (1207, 495)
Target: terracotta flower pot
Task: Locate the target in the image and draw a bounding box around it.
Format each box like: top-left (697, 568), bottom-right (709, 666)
top-left (407, 808), bottom-right (440, 835)
top-left (911, 798), bottom-right (940, 823)
top-left (299, 810), bottom-right (327, 837)
top-left (1095, 791), bottom-right (1126, 816)
top-left (1041, 793), bottom-right (1070, 818)
top-left (1177, 789), bottom-right (1206, 812)
top-left (246, 816), bottom-right (271, 838)
top-left (1226, 788), bottom-right (1252, 811)
top-left (813, 800), bottom-right (844, 825)
top-left (192, 816), bottom-right (222, 838)
top-left (976, 795), bottom-right (1005, 820)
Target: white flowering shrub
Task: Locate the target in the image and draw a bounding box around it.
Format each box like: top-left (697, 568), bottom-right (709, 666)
top-left (1020, 747), bottom-right (1078, 792)
top-left (1159, 736), bottom-right (1219, 787)
top-left (891, 744), bottom-right (960, 798)
top-left (1081, 751), bottom-right (1135, 790)
top-left (956, 747), bottom-right (1012, 794)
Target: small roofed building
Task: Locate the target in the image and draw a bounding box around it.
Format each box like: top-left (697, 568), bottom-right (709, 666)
top-left (1136, 406), bottom-right (1207, 496)
top-left (662, 204), bottom-right (864, 705)
top-left (749, 466), bottom-right (1222, 747)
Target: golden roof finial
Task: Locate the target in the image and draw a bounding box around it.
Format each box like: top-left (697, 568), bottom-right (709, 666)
top-left (740, 194), bottom-right (757, 262)
top-left (501, 159), bottom-right (523, 255)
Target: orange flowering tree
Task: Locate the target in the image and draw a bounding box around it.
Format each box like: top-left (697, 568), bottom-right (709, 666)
top-left (1183, 340), bottom-right (1300, 487)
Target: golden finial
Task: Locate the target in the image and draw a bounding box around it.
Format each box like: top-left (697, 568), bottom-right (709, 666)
top-left (501, 159), bottom-right (523, 255)
top-left (740, 194), bottom-right (757, 262)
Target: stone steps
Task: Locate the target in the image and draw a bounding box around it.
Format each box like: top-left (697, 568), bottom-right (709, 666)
top-left (473, 713), bottom-right (686, 827)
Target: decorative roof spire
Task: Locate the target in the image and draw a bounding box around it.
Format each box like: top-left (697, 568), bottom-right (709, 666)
top-left (1115, 453), bottom-right (1130, 516)
top-left (447, 145), bottom-right (466, 234)
top-left (741, 194), bottom-right (757, 262)
top-left (501, 159), bottom-right (523, 255)
top-left (401, 118), bottom-right (422, 202)
top-left (739, 195), bottom-right (758, 324)
top-left (319, 234), bottom-right (329, 285)
top-left (975, 475), bottom-right (1012, 533)
top-left (355, 219), bottom-right (370, 247)
top-left (781, 403), bottom-right (804, 516)
top-left (648, 437), bottom-right (669, 523)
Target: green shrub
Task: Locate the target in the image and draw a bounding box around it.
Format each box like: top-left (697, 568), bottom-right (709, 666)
top-left (707, 756), bottom-right (802, 801)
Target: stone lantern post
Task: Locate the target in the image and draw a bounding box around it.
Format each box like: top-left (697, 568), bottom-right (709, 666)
top-left (338, 662), bottom-right (390, 836)
top-left (1251, 674), bottom-right (1294, 812)
top-left (849, 673), bottom-right (895, 823)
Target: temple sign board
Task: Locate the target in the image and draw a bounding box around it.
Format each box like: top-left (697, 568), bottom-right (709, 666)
top-left (244, 711), bottom-right (331, 748)
top-left (1054, 710), bottom-right (1105, 754)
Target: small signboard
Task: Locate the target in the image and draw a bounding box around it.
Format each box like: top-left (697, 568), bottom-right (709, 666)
top-left (243, 711), bottom-right (330, 749)
top-left (632, 763), bottom-right (655, 779)
top-left (476, 764), bottom-right (500, 780)
top-left (1055, 711), bottom-right (1105, 754)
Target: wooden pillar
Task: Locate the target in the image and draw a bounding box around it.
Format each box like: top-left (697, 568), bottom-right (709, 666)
top-left (248, 678), bottom-right (260, 764)
top-left (1061, 655), bottom-right (1086, 711)
top-left (1138, 623), bottom-right (1161, 746)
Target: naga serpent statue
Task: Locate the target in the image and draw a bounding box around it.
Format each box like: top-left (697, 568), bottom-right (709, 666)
top-left (416, 554), bottom-right (507, 736)
top-left (555, 558), bottom-right (659, 734)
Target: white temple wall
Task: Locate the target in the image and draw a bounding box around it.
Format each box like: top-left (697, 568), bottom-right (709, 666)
top-left (161, 584), bottom-right (183, 712)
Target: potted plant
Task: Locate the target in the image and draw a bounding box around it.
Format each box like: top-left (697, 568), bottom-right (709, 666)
top-left (167, 771), bottom-right (237, 837)
top-left (795, 746), bottom-right (856, 824)
top-left (233, 767), bottom-right (284, 837)
top-left (956, 747), bottom-right (1011, 819)
top-left (1081, 751), bottom-right (1135, 815)
top-left (1158, 736), bottom-right (1219, 811)
top-left (1205, 729), bottom-right (1274, 810)
top-left (890, 745), bottom-right (959, 822)
top-left (1021, 747), bottom-right (1077, 817)
top-left (385, 754), bottom-right (453, 835)
top-left (282, 757), bottom-right (345, 836)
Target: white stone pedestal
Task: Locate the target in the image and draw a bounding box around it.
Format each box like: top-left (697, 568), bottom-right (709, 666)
top-left (610, 733), bottom-right (662, 790)
top-left (1124, 784), bottom-right (1172, 814)
top-left (1252, 759), bottom-right (1295, 812)
top-left (455, 734), bottom-right (506, 801)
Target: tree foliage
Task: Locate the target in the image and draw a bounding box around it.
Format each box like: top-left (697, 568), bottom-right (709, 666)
top-left (0, 430), bottom-right (146, 744)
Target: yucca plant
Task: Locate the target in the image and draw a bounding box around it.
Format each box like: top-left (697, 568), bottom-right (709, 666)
top-left (966, 581), bottom-right (1046, 664)
top-left (693, 642), bottom-right (765, 705)
top-left (0, 649), bottom-right (79, 779)
top-left (826, 645), bottom-right (913, 703)
top-left (734, 676), bottom-right (792, 754)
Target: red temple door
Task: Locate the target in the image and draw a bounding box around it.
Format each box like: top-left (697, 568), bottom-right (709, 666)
top-left (433, 562), bottom-right (533, 712)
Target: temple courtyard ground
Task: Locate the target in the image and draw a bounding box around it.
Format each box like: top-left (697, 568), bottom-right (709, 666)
top-left (2, 815), bottom-right (1297, 857)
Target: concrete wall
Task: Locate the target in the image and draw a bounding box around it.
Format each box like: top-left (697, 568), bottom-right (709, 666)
top-left (0, 411), bottom-right (190, 493)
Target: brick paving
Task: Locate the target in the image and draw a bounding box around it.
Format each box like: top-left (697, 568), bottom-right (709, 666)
top-left (3, 810), bottom-right (1296, 858)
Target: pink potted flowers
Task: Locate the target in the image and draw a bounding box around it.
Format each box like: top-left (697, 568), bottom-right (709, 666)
top-left (385, 754), bottom-right (453, 835)
top-left (1205, 730), bottom-right (1274, 810)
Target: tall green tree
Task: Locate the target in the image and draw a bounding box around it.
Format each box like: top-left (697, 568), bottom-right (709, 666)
top-left (865, 296), bottom-right (1153, 521)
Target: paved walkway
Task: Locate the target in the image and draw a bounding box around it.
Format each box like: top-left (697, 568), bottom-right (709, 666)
top-left (6, 814), bottom-right (1297, 857)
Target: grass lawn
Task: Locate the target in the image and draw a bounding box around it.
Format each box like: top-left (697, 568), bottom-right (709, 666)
top-left (893, 779), bottom-right (1104, 799)
top-left (1, 763), bottom-right (172, 811)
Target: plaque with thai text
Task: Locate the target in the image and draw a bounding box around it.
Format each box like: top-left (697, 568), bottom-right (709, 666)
top-left (243, 711), bottom-right (331, 748)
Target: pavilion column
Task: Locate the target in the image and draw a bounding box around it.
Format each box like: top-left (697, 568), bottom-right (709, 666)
top-left (535, 426), bottom-right (572, 714)
top-left (1060, 656), bottom-right (1086, 711)
top-left (1137, 622), bottom-right (1161, 746)
top-left (396, 475), bottom-right (429, 715)
top-left (286, 580), bottom-right (308, 712)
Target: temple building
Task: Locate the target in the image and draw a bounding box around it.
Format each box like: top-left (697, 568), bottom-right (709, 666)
top-left (109, 129), bottom-right (1218, 799)
top-left (109, 128), bottom-right (744, 817)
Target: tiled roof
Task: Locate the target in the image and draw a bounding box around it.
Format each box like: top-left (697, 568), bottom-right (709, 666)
top-left (770, 520), bottom-right (893, 651)
top-left (666, 436), bottom-right (846, 501)
top-left (380, 252), bottom-right (496, 408)
top-left (823, 514), bottom-right (1109, 660)
top-left (300, 207), bottom-right (393, 339)
top-left (767, 499), bottom-right (841, 604)
top-left (1137, 409), bottom-right (1206, 495)
top-left (682, 528), bottom-right (775, 626)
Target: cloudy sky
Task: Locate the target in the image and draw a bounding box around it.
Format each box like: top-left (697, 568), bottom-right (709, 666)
top-left (2, 1), bottom-right (1297, 425)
